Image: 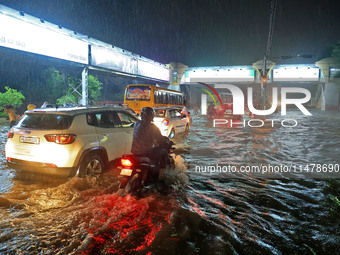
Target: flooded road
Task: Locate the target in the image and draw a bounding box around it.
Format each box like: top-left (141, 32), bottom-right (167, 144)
top-left (0, 110), bottom-right (339, 254)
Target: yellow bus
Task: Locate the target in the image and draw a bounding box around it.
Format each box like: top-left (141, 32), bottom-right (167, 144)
top-left (123, 84), bottom-right (185, 113)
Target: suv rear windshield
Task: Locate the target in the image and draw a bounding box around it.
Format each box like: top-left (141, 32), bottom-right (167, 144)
top-left (17, 113), bottom-right (73, 130)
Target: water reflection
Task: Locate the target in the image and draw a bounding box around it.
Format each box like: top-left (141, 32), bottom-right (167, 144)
top-left (185, 111), bottom-right (339, 254)
top-left (0, 153), bottom-right (188, 254)
top-left (0, 110), bottom-right (339, 254)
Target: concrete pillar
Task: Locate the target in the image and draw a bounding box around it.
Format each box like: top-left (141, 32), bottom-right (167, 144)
top-left (315, 58), bottom-right (340, 110)
top-left (167, 62), bottom-right (188, 91)
top-left (315, 57), bottom-right (338, 83)
top-left (323, 81), bottom-right (340, 110)
top-left (313, 84), bottom-right (325, 110)
top-left (81, 67), bottom-right (88, 106)
top-left (201, 94), bottom-right (207, 115)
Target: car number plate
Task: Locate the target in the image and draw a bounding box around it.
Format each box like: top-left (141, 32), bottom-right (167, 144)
top-left (19, 136), bottom-right (40, 144)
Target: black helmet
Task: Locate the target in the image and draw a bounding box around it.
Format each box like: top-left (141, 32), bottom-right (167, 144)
top-left (141, 107), bottom-right (154, 121)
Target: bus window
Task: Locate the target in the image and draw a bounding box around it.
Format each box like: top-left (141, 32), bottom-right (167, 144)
top-left (174, 95), bottom-right (179, 105)
top-left (154, 91), bottom-right (159, 103)
top-left (164, 92), bottom-right (168, 104)
top-left (169, 93), bottom-right (173, 104)
top-left (161, 92), bottom-right (165, 104)
top-left (157, 91), bottom-right (161, 103)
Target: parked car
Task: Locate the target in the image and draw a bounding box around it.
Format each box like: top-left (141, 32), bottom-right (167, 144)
top-left (5, 106), bottom-right (138, 178)
top-left (153, 107), bottom-right (189, 138)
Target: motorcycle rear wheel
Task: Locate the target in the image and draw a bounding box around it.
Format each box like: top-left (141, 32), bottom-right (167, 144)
top-left (120, 176), bottom-right (129, 189)
top-left (126, 174), bottom-right (143, 196)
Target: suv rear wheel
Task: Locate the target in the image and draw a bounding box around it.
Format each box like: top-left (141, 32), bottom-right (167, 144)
top-left (79, 153), bottom-right (104, 177)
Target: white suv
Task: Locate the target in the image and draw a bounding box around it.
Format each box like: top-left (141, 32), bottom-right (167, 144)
top-left (5, 106), bottom-right (138, 178)
top-left (153, 107), bottom-right (189, 138)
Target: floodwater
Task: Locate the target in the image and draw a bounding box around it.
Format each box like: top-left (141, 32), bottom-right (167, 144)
top-left (0, 110), bottom-right (339, 254)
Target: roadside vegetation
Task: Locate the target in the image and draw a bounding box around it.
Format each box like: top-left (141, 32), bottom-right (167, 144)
top-left (331, 40), bottom-right (340, 78)
top-left (0, 68), bottom-right (104, 118)
top-left (0, 86), bottom-right (25, 118)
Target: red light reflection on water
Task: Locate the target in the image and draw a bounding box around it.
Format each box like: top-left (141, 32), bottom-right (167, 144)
top-left (79, 194), bottom-right (175, 254)
top-left (186, 196), bottom-right (207, 218)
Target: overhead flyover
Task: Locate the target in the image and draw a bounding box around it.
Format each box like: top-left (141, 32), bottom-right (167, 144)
top-left (1, 4), bottom-right (339, 110)
top-left (182, 63), bottom-right (320, 84)
top-left (180, 62), bottom-right (340, 111)
top-left (0, 4), bottom-right (171, 106)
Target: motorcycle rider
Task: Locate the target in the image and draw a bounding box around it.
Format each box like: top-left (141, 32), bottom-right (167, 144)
top-left (208, 102), bottom-right (216, 118)
top-left (131, 107), bottom-right (168, 177)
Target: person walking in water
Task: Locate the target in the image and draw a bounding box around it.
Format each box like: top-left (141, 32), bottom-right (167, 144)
top-left (193, 104), bottom-right (199, 114)
top-left (208, 102), bottom-right (216, 118)
top-left (4, 105), bottom-right (17, 128)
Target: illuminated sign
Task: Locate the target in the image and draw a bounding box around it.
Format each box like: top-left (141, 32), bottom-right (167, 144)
top-left (125, 86), bottom-right (151, 101)
top-left (0, 13), bottom-right (88, 64)
top-left (137, 60), bottom-right (170, 82)
top-left (91, 45), bottom-right (137, 74)
top-left (185, 67), bottom-right (255, 82)
top-left (273, 66), bottom-right (319, 81)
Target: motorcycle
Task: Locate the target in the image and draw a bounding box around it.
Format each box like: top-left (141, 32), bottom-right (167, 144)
top-left (118, 137), bottom-right (175, 196)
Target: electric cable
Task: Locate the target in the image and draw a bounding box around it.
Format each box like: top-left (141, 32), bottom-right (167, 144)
top-left (265, 0), bottom-right (278, 58)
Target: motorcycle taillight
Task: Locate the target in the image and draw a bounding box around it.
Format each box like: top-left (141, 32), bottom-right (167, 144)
top-left (121, 158), bottom-right (133, 167)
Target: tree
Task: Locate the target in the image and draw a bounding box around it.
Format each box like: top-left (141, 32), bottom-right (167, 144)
top-left (88, 75), bottom-right (102, 103)
top-left (0, 86), bottom-right (25, 117)
top-left (331, 40), bottom-right (340, 78)
top-left (332, 40), bottom-right (340, 63)
top-left (319, 46), bottom-right (333, 60)
top-left (57, 75), bottom-right (102, 106)
top-left (41, 68), bottom-right (65, 104)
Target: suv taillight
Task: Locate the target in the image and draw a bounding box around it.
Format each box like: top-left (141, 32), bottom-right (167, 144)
top-left (45, 134), bottom-right (76, 144)
top-left (162, 119), bottom-right (169, 126)
top-left (7, 131), bottom-right (14, 138)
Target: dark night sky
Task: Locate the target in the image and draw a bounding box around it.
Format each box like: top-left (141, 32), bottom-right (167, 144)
top-left (1, 0), bottom-right (340, 66)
